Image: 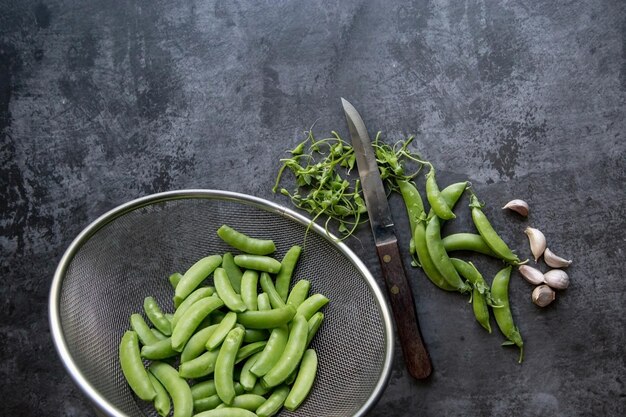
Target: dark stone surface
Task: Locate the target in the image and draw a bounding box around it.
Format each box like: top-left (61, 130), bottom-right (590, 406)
top-left (1, 0), bottom-right (625, 415)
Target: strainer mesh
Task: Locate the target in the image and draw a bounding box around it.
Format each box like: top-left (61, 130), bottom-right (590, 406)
top-left (58, 195), bottom-right (388, 417)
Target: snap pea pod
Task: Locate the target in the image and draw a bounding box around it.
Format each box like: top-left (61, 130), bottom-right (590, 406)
top-left (426, 181), bottom-right (468, 221)
top-left (151, 328), bottom-right (168, 341)
top-left (239, 352), bottom-right (262, 391)
top-left (171, 287), bottom-right (214, 330)
top-left (243, 329), bottom-right (268, 343)
top-left (148, 372), bottom-right (171, 417)
top-left (275, 245), bottom-right (302, 302)
top-left (397, 179), bottom-right (424, 238)
top-left (143, 296), bottom-right (172, 336)
top-left (237, 305), bottom-right (296, 329)
top-left (234, 254), bottom-right (282, 274)
top-left (193, 394), bottom-right (222, 413)
top-left (180, 324), bottom-right (218, 363)
top-left (169, 272), bottom-right (183, 290)
top-left (149, 361), bottom-right (193, 417)
top-left (174, 255), bottom-right (222, 307)
top-left (284, 349), bottom-right (318, 411)
top-left (491, 266), bottom-right (524, 363)
top-left (450, 258), bottom-right (492, 333)
top-left (286, 279), bottom-right (311, 308)
top-left (260, 272), bottom-right (286, 308)
top-left (257, 292), bottom-right (271, 311)
top-left (425, 216), bottom-right (471, 293)
top-left (178, 349), bottom-right (220, 379)
top-left (191, 380), bottom-right (217, 400)
top-left (413, 222), bottom-right (456, 291)
top-left (442, 233), bottom-right (498, 257)
top-left (250, 324), bottom-right (289, 377)
top-left (222, 252), bottom-right (244, 294)
top-left (256, 384), bottom-right (291, 417)
top-left (215, 394), bottom-right (266, 411)
top-left (195, 408), bottom-right (258, 417)
top-left (296, 294), bottom-right (329, 321)
top-left (470, 194), bottom-right (524, 265)
top-left (215, 327), bottom-right (245, 405)
top-left (240, 270), bottom-right (259, 311)
top-left (214, 268), bottom-right (247, 312)
top-left (262, 314), bottom-right (308, 388)
top-left (306, 312), bottom-right (324, 347)
top-left (141, 338), bottom-right (177, 360)
top-left (217, 224), bottom-right (276, 255)
top-left (171, 296), bottom-right (224, 351)
top-left (130, 313), bottom-right (160, 346)
top-left (206, 311), bottom-right (238, 350)
top-left (119, 331), bottom-right (156, 401)
top-left (425, 168), bottom-right (456, 220)
top-left (235, 341), bottom-right (268, 364)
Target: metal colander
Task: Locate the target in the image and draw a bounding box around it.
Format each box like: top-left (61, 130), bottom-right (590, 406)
top-left (49, 190), bottom-right (393, 417)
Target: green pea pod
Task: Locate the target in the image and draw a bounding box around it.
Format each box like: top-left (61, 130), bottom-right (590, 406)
top-left (180, 324), bottom-right (218, 363)
top-left (256, 384), bottom-right (291, 417)
top-left (239, 352), bottom-right (262, 391)
top-left (450, 258), bottom-right (492, 333)
top-left (260, 272), bottom-right (286, 308)
top-left (151, 328), bottom-right (168, 341)
top-left (306, 312), bottom-right (324, 348)
top-left (169, 272), bottom-right (183, 290)
top-left (257, 293), bottom-right (272, 311)
top-left (119, 331), bottom-right (157, 401)
top-left (250, 325), bottom-right (289, 377)
top-left (234, 255), bottom-right (282, 274)
top-left (195, 408), bottom-right (258, 417)
top-left (175, 255), bottom-right (222, 307)
top-left (215, 327), bottom-right (245, 405)
top-left (171, 296), bottom-right (224, 351)
top-left (262, 314), bottom-right (308, 388)
top-left (143, 296), bottom-right (172, 336)
top-left (171, 287), bottom-right (214, 330)
top-left (217, 224), bottom-right (276, 255)
top-left (240, 270), bottom-right (259, 311)
top-left (243, 329), bottom-right (268, 343)
top-left (178, 349), bottom-right (220, 379)
top-left (214, 268), bottom-right (247, 312)
top-left (237, 305), bottom-right (296, 329)
top-left (413, 222), bottom-right (456, 291)
top-left (286, 280), bottom-right (311, 308)
top-left (235, 341), bottom-right (268, 364)
top-left (275, 245), bottom-right (302, 302)
top-left (442, 233), bottom-right (498, 257)
top-left (470, 194), bottom-right (524, 265)
top-left (193, 394), bottom-right (222, 413)
top-left (426, 181), bottom-right (468, 221)
top-left (248, 382), bottom-right (271, 396)
top-left (141, 338), bottom-right (178, 360)
top-left (295, 294), bottom-right (329, 321)
top-left (130, 313), bottom-right (160, 346)
top-left (425, 169), bottom-right (456, 220)
top-left (191, 380), bottom-right (217, 400)
top-left (148, 372), bottom-right (171, 417)
top-left (397, 179), bottom-right (425, 238)
top-left (222, 252), bottom-right (244, 293)
top-left (424, 216), bottom-right (471, 293)
top-left (491, 266), bottom-right (524, 363)
top-left (149, 361), bottom-right (193, 417)
top-left (284, 349), bottom-right (318, 411)
top-left (216, 394), bottom-right (266, 411)
top-left (206, 311), bottom-right (238, 350)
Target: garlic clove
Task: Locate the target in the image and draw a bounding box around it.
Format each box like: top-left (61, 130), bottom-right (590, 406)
top-left (544, 269), bottom-right (570, 290)
top-left (532, 285), bottom-right (556, 307)
top-left (519, 265), bottom-right (545, 285)
top-left (525, 227), bottom-right (547, 262)
top-left (544, 248), bottom-right (572, 268)
top-left (502, 199), bottom-right (529, 217)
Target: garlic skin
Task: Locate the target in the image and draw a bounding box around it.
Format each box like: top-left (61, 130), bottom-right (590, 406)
top-left (544, 269), bottom-right (570, 290)
top-left (502, 199), bottom-right (529, 217)
top-left (544, 248), bottom-right (572, 268)
top-left (525, 227), bottom-right (547, 262)
top-left (519, 265), bottom-right (545, 285)
top-left (532, 285), bottom-right (556, 307)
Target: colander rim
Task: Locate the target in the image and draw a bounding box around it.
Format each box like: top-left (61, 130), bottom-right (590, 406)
top-left (49, 189), bottom-right (394, 417)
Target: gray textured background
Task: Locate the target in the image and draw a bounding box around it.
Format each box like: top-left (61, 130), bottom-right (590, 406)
top-left (1, 0), bottom-right (625, 416)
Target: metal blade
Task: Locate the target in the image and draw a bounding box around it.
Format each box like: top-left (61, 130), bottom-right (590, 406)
top-left (341, 98), bottom-right (395, 244)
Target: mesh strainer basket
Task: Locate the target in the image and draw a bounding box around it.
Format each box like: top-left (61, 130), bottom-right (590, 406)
top-left (49, 190), bottom-right (393, 417)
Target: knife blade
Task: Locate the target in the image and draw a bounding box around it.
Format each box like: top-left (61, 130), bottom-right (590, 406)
top-left (341, 97), bottom-right (432, 379)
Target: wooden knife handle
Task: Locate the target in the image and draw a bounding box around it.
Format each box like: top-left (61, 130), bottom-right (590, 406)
top-left (376, 239), bottom-right (432, 379)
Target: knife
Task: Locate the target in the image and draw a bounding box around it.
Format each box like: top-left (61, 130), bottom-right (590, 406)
top-left (341, 98), bottom-right (432, 379)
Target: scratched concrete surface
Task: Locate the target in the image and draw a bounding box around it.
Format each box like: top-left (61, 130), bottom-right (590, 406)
top-left (1, 0), bottom-right (625, 416)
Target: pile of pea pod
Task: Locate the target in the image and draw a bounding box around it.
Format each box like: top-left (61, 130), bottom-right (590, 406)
top-left (397, 170), bottom-right (526, 363)
top-left (119, 225), bottom-right (328, 417)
